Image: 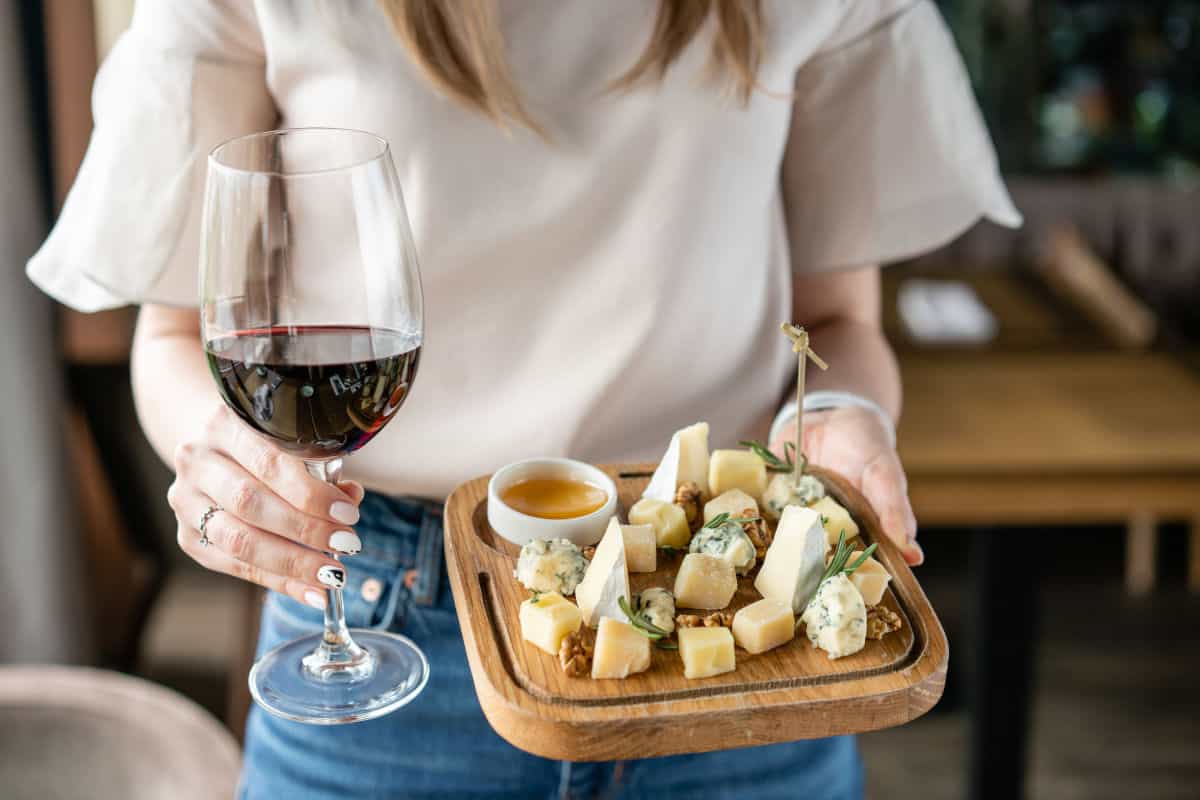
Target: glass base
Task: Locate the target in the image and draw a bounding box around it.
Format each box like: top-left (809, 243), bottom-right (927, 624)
top-left (249, 629), bottom-right (429, 725)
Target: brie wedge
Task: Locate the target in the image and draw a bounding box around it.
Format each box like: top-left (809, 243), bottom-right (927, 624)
top-left (754, 505), bottom-right (827, 614)
top-left (574, 518), bottom-right (630, 628)
top-left (643, 422), bottom-right (710, 501)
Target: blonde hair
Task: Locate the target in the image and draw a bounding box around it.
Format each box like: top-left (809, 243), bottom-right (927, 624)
top-left (380, 0), bottom-right (764, 135)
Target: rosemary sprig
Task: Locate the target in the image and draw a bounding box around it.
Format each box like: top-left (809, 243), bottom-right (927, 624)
top-left (703, 512), bottom-right (763, 530)
top-left (618, 596), bottom-right (672, 640)
top-left (655, 640), bottom-right (679, 651)
top-left (739, 440), bottom-right (795, 473)
top-left (820, 531), bottom-right (878, 583)
top-left (529, 590), bottom-right (544, 604)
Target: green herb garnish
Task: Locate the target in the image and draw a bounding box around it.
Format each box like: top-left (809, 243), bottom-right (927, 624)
top-left (739, 439), bottom-right (797, 473)
top-left (703, 512), bottom-right (763, 530)
top-left (618, 596), bottom-right (673, 640)
top-left (654, 640), bottom-right (679, 651)
top-left (529, 590), bottom-right (544, 604)
top-left (820, 531), bottom-right (877, 583)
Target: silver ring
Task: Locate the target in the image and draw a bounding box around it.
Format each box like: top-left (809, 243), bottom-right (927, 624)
top-left (198, 504), bottom-right (220, 547)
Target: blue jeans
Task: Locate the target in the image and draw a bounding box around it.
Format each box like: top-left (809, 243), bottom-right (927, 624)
top-left (240, 493), bottom-right (864, 799)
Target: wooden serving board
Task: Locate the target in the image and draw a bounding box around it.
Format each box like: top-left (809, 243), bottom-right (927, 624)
top-left (443, 465), bottom-right (947, 761)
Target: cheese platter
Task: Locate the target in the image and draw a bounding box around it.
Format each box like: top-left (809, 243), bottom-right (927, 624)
top-left (443, 453), bottom-right (947, 761)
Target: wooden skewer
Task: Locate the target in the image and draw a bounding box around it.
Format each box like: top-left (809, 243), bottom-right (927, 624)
top-left (781, 323), bottom-right (828, 486)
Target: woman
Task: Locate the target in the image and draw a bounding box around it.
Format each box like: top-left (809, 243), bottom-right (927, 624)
top-left (29, 1), bottom-right (1019, 797)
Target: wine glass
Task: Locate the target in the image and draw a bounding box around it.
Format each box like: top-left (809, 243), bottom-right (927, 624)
top-left (200, 128), bottom-right (428, 724)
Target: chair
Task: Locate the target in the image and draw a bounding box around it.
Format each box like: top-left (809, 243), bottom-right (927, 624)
top-left (0, 665), bottom-right (241, 799)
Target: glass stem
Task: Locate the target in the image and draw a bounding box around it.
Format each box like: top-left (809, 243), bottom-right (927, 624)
top-left (302, 457), bottom-right (373, 682)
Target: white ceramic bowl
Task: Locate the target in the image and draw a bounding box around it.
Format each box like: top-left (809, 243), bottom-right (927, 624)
top-left (487, 457), bottom-right (618, 548)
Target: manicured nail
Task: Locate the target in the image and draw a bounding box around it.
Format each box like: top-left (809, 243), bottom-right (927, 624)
top-left (906, 541), bottom-right (925, 565)
top-left (304, 590), bottom-right (326, 610)
top-left (330, 501), bottom-right (359, 525)
top-left (329, 530), bottom-right (362, 555)
top-left (317, 565), bottom-right (345, 588)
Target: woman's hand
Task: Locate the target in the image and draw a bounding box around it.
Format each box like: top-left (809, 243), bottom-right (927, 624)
top-left (771, 406), bottom-right (923, 566)
top-left (167, 406), bottom-right (367, 609)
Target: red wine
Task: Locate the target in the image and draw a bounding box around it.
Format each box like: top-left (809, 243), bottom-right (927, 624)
top-left (205, 325), bottom-right (420, 458)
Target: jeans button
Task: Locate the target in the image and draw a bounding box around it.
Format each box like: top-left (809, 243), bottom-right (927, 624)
top-left (360, 577), bottom-right (383, 603)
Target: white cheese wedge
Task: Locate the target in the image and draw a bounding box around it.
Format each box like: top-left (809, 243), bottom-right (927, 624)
top-left (708, 450), bottom-right (768, 498)
top-left (592, 617), bottom-right (652, 679)
top-left (801, 574), bottom-right (867, 659)
top-left (628, 498), bottom-right (691, 548)
top-left (754, 505), bottom-right (827, 613)
top-left (519, 592), bottom-right (582, 656)
top-left (674, 553), bottom-right (737, 610)
top-left (678, 626), bottom-right (736, 679)
top-left (643, 422), bottom-right (710, 501)
top-left (731, 597), bottom-right (795, 655)
top-left (574, 519), bottom-right (630, 628)
top-left (811, 496), bottom-right (860, 548)
top-left (846, 550), bottom-right (890, 606)
top-left (702, 489), bottom-right (759, 524)
top-left (614, 519), bottom-right (657, 573)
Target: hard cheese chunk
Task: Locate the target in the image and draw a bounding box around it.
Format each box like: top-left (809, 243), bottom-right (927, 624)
top-left (801, 574), bottom-right (867, 659)
top-left (574, 518), bottom-right (629, 628)
top-left (674, 553), bottom-right (737, 610)
top-left (703, 489), bottom-right (759, 524)
top-left (628, 498), bottom-right (691, 549)
top-left (708, 450), bottom-right (767, 498)
top-left (731, 597), bottom-right (795, 655)
top-left (678, 625), bottom-right (736, 679)
top-left (846, 551), bottom-right (890, 606)
top-left (616, 519), bottom-right (657, 573)
top-left (591, 617), bottom-right (651, 679)
top-left (754, 505), bottom-right (827, 613)
top-left (643, 422), bottom-right (710, 501)
top-left (812, 496), bottom-right (859, 548)
top-left (519, 592), bottom-right (582, 656)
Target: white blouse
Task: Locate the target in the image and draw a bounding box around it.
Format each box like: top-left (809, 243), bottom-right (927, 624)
top-left (28, 0), bottom-right (1020, 499)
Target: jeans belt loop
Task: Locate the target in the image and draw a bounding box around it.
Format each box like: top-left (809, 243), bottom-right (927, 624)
top-left (412, 503), bottom-right (443, 607)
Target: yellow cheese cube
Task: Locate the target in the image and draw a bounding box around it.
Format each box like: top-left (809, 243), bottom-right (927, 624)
top-left (708, 450), bottom-right (767, 498)
top-left (620, 522), bottom-right (657, 573)
top-left (846, 550), bottom-right (890, 606)
top-left (628, 498), bottom-right (691, 549)
top-left (591, 617), bottom-right (652, 679)
top-left (812, 496), bottom-right (859, 548)
top-left (677, 626), bottom-right (736, 679)
top-left (731, 598), bottom-right (795, 654)
top-left (702, 489), bottom-right (759, 524)
top-left (673, 553), bottom-right (737, 610)
top-left (519, 592), bottom-right (582, 656)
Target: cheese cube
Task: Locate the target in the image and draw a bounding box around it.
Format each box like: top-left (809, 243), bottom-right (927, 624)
top-left (846, 550), bottom-right (890, 606)
top-left (812, 496), bottom-right (859, 548)
top-left (761, 472), bottom-right (825, 521)
top-left (801, 574), bottom-right (867, 659)
top-left (703, 489), bottom-right (759, 524)
top-left (674, 553), bottom-right (737, 610)
top-left (591, 617), bottom-right (651, 679)
top-left (677, 626), bottom-right (736, 679)
top-left (643, 422), bottom-right (710, 501)
top-left (628, 498), bottom-right (691, 549)
top-left (617, 520), bottom-right (657, 573)
top-left (708, 450), bottom-right (767, 498)
top-left (574, 518), bottom-right (630, 628)
top-left (754, 505), bottom-right (827, 613)
top-left (519, 592), bottom-right (582, 656)
top-left (731, 598), bottom-right (795, 654)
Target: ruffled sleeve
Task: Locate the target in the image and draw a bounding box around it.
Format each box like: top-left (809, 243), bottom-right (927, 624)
top-left (782, 0), bottom-right (1022, 272)
top-left (26, 2), bottom-right (276, 311)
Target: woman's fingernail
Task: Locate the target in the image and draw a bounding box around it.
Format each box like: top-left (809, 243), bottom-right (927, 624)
top-left (317, 565), bottom-right (345, 588)
top-left (906, 541), bottom-right (925, 564)
top-left (304, 590), bottom-right (326, 610)
top-left (329, 530), bottom-right (362, 555)
top-left (330, 501), bottom-right (359, 525)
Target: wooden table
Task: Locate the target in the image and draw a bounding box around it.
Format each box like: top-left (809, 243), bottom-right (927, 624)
top-left (896, 349), bottom-right (1200, 799)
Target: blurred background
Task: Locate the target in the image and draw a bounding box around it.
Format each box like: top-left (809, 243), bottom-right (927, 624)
top-left (2, 1), bottom-right (1199, 799)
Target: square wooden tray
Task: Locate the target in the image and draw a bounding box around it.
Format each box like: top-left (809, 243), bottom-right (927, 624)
top-left (443, 464), bottom-right (947, 761)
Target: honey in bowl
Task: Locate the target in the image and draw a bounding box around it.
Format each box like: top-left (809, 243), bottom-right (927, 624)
top-left (500, 478), bottom-right (608, 520)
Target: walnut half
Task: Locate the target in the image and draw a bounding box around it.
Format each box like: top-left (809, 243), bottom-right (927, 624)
top-left (559, 629), bottom-right (594, 677)
top-left (675, 481), bottom-right (704, 532)
top-left (739, 507), bottom-right (772, 559)
top-left (676, 611), bottom-right (733, 629)
top-left (866, 605), bottom-right (903, 640)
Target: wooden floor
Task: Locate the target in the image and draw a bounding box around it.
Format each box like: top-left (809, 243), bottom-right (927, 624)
top-left (143, 530), bottom-right (1200, 799)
